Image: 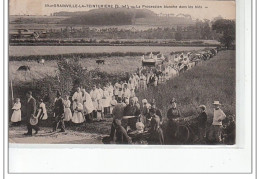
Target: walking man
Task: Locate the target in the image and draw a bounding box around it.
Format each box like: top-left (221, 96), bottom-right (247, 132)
top-left (24, 91), bottom-right (39, 136)
top-left (53, 91), bottom-right (65, 132)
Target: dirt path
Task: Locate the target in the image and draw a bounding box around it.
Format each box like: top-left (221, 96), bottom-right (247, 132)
top-left (9, 126), bottom-right (106, 144)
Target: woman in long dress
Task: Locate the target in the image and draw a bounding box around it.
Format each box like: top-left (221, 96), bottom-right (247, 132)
top-left (11, 98), bottom-right (21, 124)
top-left (63, 95), bottom-right (72, 122)
top-left (72, 99), bottom-right (85, 124)
top-left (37, 99), bottom-right (48, 121)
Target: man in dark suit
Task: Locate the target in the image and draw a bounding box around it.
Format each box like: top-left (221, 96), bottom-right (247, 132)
top-left (53, 91), bottom-right (65, 132)
top-left (24, 91), bottom-right (39, 136)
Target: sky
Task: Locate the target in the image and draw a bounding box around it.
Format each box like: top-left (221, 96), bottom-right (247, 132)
top-left (9, 0), bottom-right (236, 20)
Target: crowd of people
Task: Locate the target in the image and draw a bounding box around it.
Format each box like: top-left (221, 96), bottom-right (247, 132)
top-left (10, 49), bottom-right (235, 144)
top-left (10, 87), bottom-right (235, 144)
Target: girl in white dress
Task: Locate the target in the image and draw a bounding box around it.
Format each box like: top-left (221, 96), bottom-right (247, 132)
top-left (37, 99), bottom-right (48, 121)
top-left (11, 98), bottom-right (21, 124)
top-left (63, 95), bottom-right (72, 122)
top-left (102, 87), bottom-right (110, 116)
top-left (72, 99), bottom-right (85, 124)
top-left (96, 99), bottom-right (104, 121)
top-left (110, 95), bottom-right (117, 114)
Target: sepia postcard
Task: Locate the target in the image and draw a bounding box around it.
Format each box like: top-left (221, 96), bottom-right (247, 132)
top-left (8, 0), bottom-right (236, 146)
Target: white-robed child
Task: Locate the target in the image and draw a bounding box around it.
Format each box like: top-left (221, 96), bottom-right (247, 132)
top-left (102, 87), bottom-right (110, 117)
top-left (72, 99), bottom-right (85, 124)
top-left (110, 95), bottom-right (117, 115)
top-left (130, 88), bottom-right (135, 98)
top-left (11, 98), bottom-right (21, 125)
top-left (96, 99), bottom-right (104, 121)
top-left (36, 99), bottom-right (48, 122)
top-left (63, 95), bottom-right (72, 122)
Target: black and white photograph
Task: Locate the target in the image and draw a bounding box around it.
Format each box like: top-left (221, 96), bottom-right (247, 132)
top-left (8, 0), bottom-right (236, 146)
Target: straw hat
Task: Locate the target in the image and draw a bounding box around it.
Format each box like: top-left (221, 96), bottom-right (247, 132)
top-left (199, 105), bottom-right (206, 111)
top-left (142, 99), bottom-right (148, 104)
top-left (213, 101), bottom-right (221, 105)
top-left (30, 115), bottom-right (38, 126)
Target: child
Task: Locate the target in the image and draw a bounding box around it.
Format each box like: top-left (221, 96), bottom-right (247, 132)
top-left (63, 95), bottom-right (72, 122)
top-left (96, 99), bottom-right (104, 121)
top-left (110, 96), bottom-right (117, 115)
top-left (130, 88), bottom-right (135, 98)
top-left (37, 99), bottom-right (48, 121)
top-left (72, 99), bottom-right (85, 124)
top-left (11, 98), bottom-right (21, 125)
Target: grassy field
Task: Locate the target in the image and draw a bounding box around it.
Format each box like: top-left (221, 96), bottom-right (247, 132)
top-left (9, 46), bottom-right (206, 56)
top-left (9, 56), bottom-right (141, 82)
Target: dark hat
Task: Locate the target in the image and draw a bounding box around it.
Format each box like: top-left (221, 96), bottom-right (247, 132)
top-left (27, 91), bottom-right (32, 95)
top-left (170, 97), bottom-right (176, 104)
top-left (56, 91), bottom-right (61, 97)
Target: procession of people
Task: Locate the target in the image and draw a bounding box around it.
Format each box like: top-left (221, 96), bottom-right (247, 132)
top-left (9, 49), bottom-right (235, 144)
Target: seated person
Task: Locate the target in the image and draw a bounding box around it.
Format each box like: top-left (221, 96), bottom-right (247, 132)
top-left (223, 115), bottom-right (236, 145)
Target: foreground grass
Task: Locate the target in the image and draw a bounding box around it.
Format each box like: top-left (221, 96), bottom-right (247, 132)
top-left (136, 50), bottom-right (235, 121)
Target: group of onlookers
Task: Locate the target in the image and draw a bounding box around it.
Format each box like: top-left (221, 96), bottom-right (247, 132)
top-left (10, 89), bottom-right (235, 144)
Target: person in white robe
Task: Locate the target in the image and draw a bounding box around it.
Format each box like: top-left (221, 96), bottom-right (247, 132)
top-left (97, 84), bottom-right (104, 96)
top-left (110, 95), bottom-right (117, 114)
top-left (90, 85), bottom-right (102, 119)
top-left (133, 73), bottom-right (140, 90)
top-left (122, 86), bottom-right (131, 102)
top-left (139, 73), bottom-right (147, 90)
top-left (154, 75), bottom-right (158, 86)
top-left (72, 87), bottom-right (83, 109)
top-left (130, 88), bottom-right (136, 98)
top-left (96, 99), bottom-right (104, 121)
top-left (37, 99), bottom-right (48, 121)
top-left (11, 98), bottom-right (21, 123)
top-left (63, 95), bottom-right (72, 122)
top-left (82, 88), bottom-right (95, 115)
top-left (114, 85), bottom-right (119, 101)
top-left (102, 87), bottom-right (110, 116)
top-left (107, 83), bottom-right (114, 108)
top-left (72, 99), bottom-right (85, 124)
top-left (107, 82), bottom-right (114, 97)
